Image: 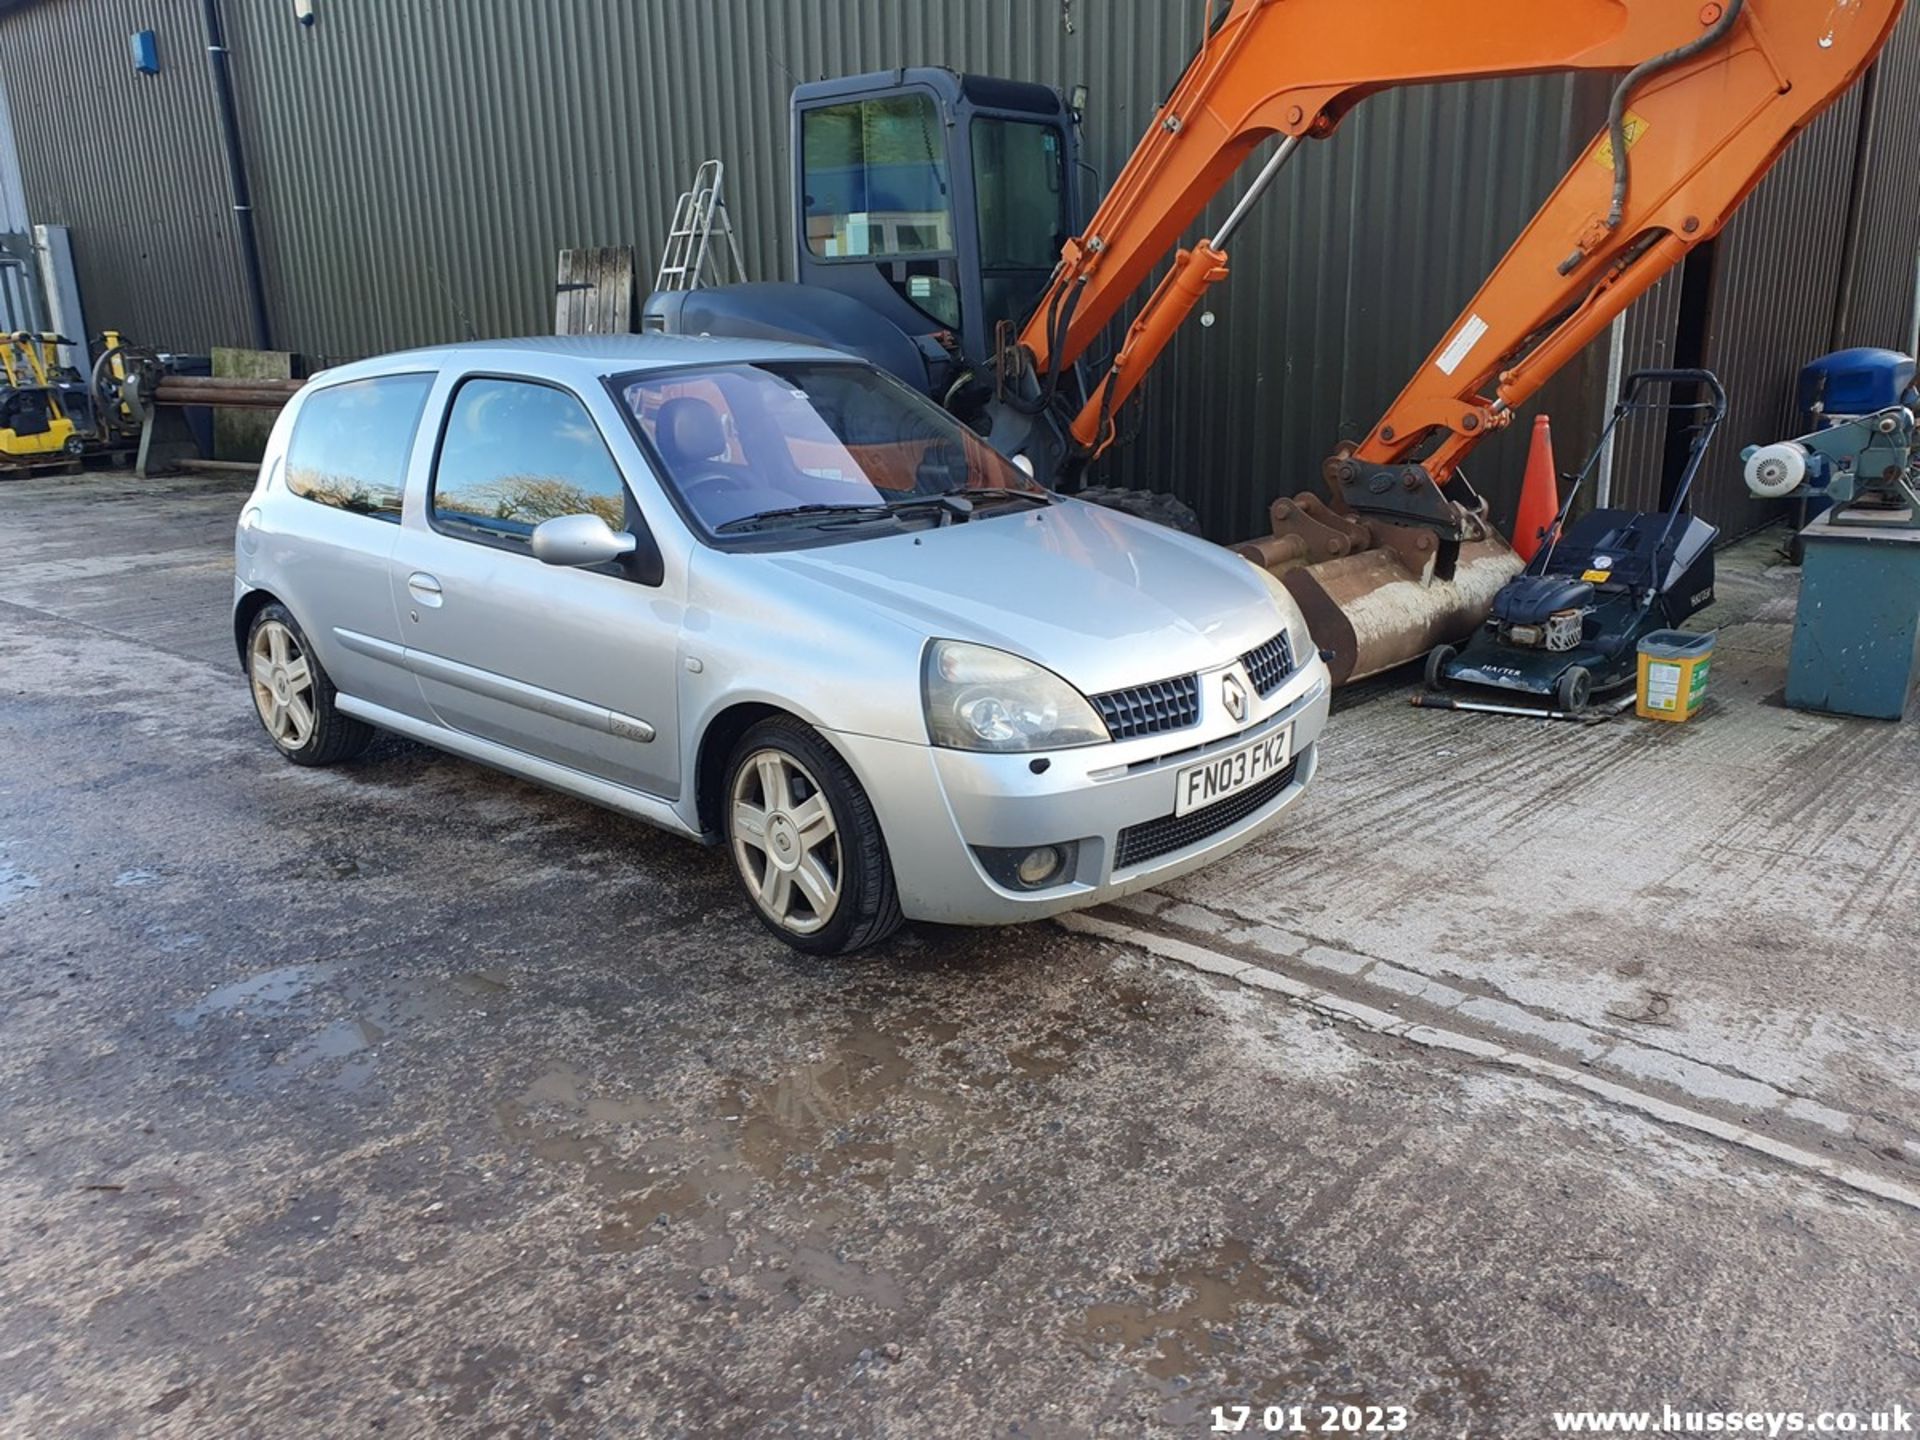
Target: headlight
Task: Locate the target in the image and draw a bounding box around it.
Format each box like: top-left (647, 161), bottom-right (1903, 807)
top-left (923, 640), bottom-right (1110, 752)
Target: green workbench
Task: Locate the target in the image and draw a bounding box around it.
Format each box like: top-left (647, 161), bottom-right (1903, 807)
top-left (1787, 509), bottom-right (1920, 720)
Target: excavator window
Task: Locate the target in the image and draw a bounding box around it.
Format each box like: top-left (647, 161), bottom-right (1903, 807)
top-left (970, 116), bottom-right (1067, 332)
top-left (800, 93), bottom-right (955, 262)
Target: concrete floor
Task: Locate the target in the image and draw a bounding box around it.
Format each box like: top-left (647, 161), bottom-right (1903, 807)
top-left (1, 471), bottom-right (1916, 1437)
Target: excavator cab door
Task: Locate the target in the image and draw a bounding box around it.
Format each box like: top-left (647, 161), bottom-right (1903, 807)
top-left (791, 67), bottom-right (1081, 372)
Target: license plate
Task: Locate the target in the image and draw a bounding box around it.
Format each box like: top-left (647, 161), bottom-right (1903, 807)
top-left (1174, 725), bottom-right (1294, 816)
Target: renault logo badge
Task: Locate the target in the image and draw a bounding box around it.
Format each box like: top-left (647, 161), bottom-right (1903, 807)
top-left (1222, 671), bottom-right (1248, 724)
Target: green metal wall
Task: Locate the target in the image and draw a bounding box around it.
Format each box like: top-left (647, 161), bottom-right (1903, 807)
top-left (2, 0), bottom-right (1915, 544)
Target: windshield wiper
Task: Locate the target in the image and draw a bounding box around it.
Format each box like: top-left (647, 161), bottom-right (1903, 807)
top-left (886, 492), bottom-right (976, 524)
top-left (714, 503), bottom-right (893, 534)
top-left (887, 487), bottom-right (1055, 525)
top-left (953, 486), bottom-right (1053, 509)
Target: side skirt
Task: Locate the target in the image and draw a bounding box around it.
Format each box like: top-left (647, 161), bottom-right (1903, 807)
top-left (334, 694), bottom-right (703, 841)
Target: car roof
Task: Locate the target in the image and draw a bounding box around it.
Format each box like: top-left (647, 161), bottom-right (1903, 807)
top-left (309, 333), bottom-right (859, 388)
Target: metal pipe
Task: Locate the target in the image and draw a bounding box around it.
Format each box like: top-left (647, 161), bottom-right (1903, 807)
top-left (156, 377), bottom-right (303, 396)
top-left (1909, 244), bottom-right (1920, 358)
top-left (1595, 312), bottom-right (1627, 507)
top-left (202, 0), bottom-right (273, 351)
top-left (156, 395), bottom-right (294, 409)
top-left (155, 394), bottom-right (296, 409)
top-left (155, 385), bottom-right (301, 399)
top-left (1829, 54), bottom-right (1881, 352)
top-left (1210, 135), bottom-right (1301, 249)
top-left (180, 458), bottom-right (261, 472)
top-left (153, 375), bottom-right (303, 409)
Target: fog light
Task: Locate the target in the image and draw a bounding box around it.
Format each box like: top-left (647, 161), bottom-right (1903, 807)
top-left (1017, 846), bottom-right (1063, 886)
top-left (973, 840), bottom-right (1081, 892)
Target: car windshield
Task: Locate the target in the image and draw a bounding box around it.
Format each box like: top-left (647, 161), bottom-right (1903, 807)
top-left (614, 360), bottom-right (1044, 537)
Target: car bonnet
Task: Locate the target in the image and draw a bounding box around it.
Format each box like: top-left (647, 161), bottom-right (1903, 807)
top-left (758, 499), bottom-right (1284, 696)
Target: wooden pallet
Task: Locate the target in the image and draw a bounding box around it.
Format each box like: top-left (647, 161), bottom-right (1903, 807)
top-left (554, 247), bottom-right (635, 336)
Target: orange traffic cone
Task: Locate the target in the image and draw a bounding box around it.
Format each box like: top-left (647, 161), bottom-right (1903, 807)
top-left (1513, 414), bottom-right (1561, 563)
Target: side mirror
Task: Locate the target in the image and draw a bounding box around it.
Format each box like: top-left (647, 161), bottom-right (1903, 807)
top-left (531, 512), bottom-right (638, 568)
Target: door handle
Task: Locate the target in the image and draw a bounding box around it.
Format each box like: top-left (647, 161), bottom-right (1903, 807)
top-left (407, 571), bottom-right (444, 608)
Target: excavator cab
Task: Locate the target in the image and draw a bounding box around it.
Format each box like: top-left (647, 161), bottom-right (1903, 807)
top-left (793, 69), bottom-right (1080, 369)
top-left (645, 66), bottom-right (1090, 468)
top-left (644, 68), bottom-right (1083, 434)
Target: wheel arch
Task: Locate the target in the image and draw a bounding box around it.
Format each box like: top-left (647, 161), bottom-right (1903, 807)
top-left (232, 586), bottom-right (283, 672)
top-left (692, 700), bottom-right (871, 842)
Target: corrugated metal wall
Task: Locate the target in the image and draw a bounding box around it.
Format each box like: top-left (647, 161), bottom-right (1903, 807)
top-left (1834, 5), bottom-right (1920, 355)
top-left (0, 0), bottom-right (1913, 548)
top-left (214, 0), bottom-right (1605, 542)
top-left (0, 70), bottom-right (31, 232)
top-left (0, 0), bottom-right (250, 345)
top-left (1676, 85), bottom-right (1868, 537)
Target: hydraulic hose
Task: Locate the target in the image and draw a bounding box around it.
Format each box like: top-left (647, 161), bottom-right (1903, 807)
top-left (1003, 278), bottom-right (1084, 417)
top-left (1605, 0), bottom-right (1746, 229)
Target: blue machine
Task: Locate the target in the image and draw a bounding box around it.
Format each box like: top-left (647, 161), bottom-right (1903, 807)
top-left (1797, 346), bottom-right (1917, 419)
top-left (1748, 348), bottom-right (1920, 720)
top-left (1742, 347), bottom-right (1920, 527)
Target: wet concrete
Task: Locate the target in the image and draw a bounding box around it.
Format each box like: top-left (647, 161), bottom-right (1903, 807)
top-left (3, 471), bottom-right (1918, 1436)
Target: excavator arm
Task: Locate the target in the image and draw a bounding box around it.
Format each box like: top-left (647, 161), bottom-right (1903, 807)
top-left (1010, 0), bottom-right (1903, 681)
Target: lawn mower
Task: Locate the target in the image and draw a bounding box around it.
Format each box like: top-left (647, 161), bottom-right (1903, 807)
top-left (1423, 368), bottom-right (1725, 714)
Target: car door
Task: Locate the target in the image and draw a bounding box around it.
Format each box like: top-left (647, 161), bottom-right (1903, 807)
top-left (387, 372), bottom-right (682, 799)
top-left (255, 371), bottom-right (435, 716)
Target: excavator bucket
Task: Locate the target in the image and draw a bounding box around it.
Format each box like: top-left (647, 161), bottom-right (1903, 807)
top-left (1234, 493), bottom-right (1522, 686)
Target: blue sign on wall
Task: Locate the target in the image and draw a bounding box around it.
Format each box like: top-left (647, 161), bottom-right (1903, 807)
top-left (130, 29), bottom-right (159, 75)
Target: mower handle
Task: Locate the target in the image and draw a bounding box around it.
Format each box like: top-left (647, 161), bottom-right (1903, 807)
top-left (1619, 368), bottom-right (1728, 424)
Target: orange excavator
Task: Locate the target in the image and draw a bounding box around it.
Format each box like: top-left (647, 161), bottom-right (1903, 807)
top-left (646, 0), bottom-right (1905, 682)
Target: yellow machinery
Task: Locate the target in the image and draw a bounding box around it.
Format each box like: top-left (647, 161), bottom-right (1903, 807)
top-left (0, 331), bottom-right (83, 465)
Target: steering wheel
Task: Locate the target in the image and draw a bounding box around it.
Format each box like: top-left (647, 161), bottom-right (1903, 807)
top-left (679, 468), bottom-right (752, 510)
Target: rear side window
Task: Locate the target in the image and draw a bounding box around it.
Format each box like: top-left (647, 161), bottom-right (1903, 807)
top-left (284, 374), bottom-right (433, 522)
top-left (431, 377), bottom-right (628, 547)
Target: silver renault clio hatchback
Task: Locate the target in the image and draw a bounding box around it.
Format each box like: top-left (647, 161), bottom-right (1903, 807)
top-left (233, 336), bottom-right (1330, 953)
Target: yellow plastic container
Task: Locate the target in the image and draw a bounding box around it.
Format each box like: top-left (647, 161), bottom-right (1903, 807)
top-left (1636, 629), bottom-right (1715, 722)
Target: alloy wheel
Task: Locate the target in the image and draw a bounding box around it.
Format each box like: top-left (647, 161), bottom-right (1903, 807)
top-left (730, 748), bottom-right (842, 935)
top-left (250, 618), bottom-right (317, 750)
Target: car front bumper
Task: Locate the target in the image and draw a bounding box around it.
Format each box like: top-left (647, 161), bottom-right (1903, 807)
top-left (828, 656), bottom-right (1332, 925)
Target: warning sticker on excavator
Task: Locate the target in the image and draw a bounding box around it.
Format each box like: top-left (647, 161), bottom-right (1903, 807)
top-left (1435, 314), bottom-right (1488, 377)
top-left (1591, 111), bottom-right (1651, 171)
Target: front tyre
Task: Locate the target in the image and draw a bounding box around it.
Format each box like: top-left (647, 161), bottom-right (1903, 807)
top-left (1556, 664), bottom-right (1593, 715)
top-left (724, 717), bottom-right (902, 955)
top-left (245, 603), bottom-right (374, 766)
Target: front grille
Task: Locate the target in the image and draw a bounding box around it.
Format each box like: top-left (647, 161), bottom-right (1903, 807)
top-left (1114, 758), bottom-right (1299, 870)
top-left (1241, 631), bottom-right (1295, 697)
top-left (1092, 674), bottom-right (1200, 741)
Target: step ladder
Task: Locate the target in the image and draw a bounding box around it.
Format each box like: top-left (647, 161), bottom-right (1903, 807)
top-left (654, 159), bottom-right (748, 293)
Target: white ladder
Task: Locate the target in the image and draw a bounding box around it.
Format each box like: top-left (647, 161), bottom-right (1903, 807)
top-left (654, 159), bottom-right (748, 292)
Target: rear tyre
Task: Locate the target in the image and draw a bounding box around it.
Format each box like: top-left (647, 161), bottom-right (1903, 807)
top-left (1075, 486), bottom-right (1202, 535)
top-left (724, 716), bottom-right (903, 956)
top-left (1556, 665), bottom-right (1593, 714)
top-left (1424, 644), bottom-right (1457, 691)
top-left (246, 604), bottom-right (374, 766)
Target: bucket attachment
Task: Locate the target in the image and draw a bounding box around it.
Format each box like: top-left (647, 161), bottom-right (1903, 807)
top-left (1234, 492), bottom-right (1522, 685)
